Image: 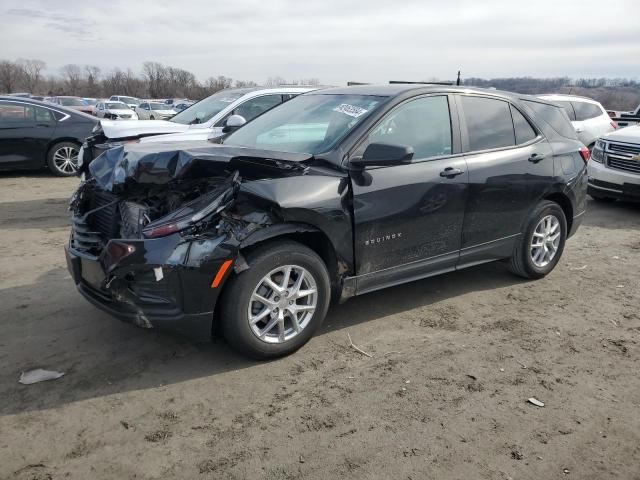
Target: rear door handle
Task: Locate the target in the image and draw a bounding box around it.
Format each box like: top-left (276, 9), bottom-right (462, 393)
top-left (440, 167), bottom-right (464, 178)
top-left (528, 153), bottom-right (546, 163)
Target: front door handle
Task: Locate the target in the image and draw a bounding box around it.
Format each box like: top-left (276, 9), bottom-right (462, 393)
top-left (440, 167), bottom-right (464, 178)
top-left (528, 153), bottom-right (546, 163)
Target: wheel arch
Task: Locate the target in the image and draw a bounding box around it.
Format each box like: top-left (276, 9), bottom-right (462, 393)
top-left (543, 191), bottom-right (573, 233)
top-left (212, 222), bottom-right (343, 336)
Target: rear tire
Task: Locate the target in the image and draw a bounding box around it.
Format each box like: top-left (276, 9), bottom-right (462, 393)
top-left (509, 200), bottom-right (567, 279)
top-left (220, 241), bottom-right (331, 359)
top-left (46, 141), bottom-right (79, 177)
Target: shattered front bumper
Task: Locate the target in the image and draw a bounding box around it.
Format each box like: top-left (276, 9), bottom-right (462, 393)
top-left (65, 232), bottom-right (237, 341)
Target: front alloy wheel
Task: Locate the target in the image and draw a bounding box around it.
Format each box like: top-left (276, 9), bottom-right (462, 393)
top-left (221, 241), bottom-right (330, 359)
top-left (248, 265), bottom-right (318, 343)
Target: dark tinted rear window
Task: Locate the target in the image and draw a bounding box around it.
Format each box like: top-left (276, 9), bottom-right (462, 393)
top-left (510, 106), bottom-right (537, 144)
top-left (460, 96), bottom-right (515, 151)
top-left (522, 100), bottom-right (577, 139)
top-left (572, 101), bottom-right (602, 121)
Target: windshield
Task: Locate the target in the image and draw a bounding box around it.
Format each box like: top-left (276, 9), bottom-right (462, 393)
top-left (106, 102), bottom-right (128, 110)
top-left (224, 94), bottom-right (385, 154)
top-left (171, 90), bottom-right (245, 125)
top-left (150, 103), bottom-right (169, 110)
top-left (59, 98), bottom-right (86, 106)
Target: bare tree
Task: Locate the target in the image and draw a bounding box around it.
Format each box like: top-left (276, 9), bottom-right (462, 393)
top-left (17, 59), bottom-right (46, 93)
top-left (84, 65), bottom-right (101, 97)
top-left (0, 60), bottom-right (24, 93)
top-left (265, 76), bottom-right (287, 87)
top-left (60, 64), bottom-right (82, 94)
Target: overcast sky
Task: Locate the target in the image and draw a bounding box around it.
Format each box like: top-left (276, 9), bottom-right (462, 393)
top-left (1, 0), bottom-right (639, 85)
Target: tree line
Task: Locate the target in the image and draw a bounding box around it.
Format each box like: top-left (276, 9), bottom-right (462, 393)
top-left (0, 58), bottom-right (320, 100)
top-left (462, 77), bottom-right (640, 110)
top-left (1, 58), bottom-right (638, 109)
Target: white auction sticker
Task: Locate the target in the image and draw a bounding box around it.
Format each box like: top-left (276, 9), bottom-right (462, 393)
top-left (333, 104), bottom-right (368, 118)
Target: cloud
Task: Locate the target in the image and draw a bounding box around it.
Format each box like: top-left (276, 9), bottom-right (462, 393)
top-left (1, 0), bottom-right (639, 84)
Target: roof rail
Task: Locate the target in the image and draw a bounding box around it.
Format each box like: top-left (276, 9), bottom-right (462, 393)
top-left (389, 80), bottom-right (454, 86)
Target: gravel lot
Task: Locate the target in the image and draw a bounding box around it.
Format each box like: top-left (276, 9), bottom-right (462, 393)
top-left (1, 173), bottom-right (639, 480)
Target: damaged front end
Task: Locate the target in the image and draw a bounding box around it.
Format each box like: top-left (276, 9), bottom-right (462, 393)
top-left (65, 142), bottom-right (311, 339)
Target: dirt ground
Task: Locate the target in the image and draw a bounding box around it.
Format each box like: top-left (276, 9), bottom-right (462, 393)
top-left (0, 172), bottom-right (639, 480)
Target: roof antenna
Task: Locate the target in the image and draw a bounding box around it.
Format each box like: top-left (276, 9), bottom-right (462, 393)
top-left (456, 70), bottom-right (461, 86)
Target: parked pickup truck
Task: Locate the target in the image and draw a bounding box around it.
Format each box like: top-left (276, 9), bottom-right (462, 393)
top-left (607, 104), bottom-right (640, 128)
top-left (65, 85), bottom-right (588, 359)
top-left (588, 125), bottom-right (640, 202)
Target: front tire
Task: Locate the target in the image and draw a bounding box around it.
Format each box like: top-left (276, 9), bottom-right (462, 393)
top-left (46, 141), bottom-right (79, 177)
top-left (509, 200), bottom-right (567, 279)
top-left (220, 241), bottom-right (330, 359)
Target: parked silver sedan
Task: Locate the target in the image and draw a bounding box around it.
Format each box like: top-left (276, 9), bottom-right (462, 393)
top-left (135, 102), bottom-right (176, 120)
top-left (95, 101), bottom-right (139, 120)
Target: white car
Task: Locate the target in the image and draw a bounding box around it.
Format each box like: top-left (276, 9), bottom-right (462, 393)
top-left (94, 101), bottom-right (138, 120)
top-left (93, 86), bottom-right (319, 149)
top-left (588, 125), bottom-right (640, 203)
top-left (538, 94), bottom-right (616, 149)
top-left (135, 102), bottom-right (176, 120)
top-left (108, 95), bottom-right (142, 110)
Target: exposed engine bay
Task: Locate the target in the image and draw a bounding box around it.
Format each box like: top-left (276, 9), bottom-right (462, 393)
top-left (70, 173), bottom-right (239, 249)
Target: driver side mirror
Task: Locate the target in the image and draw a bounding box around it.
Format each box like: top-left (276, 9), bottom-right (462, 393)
top-left (222, 114), bottom-right (247, 133)
top-left (350, 142), bottom-right (414, 169)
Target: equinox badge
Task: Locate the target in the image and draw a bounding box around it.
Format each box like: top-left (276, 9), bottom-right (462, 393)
top-left (364, 232), bottom-right (403, 246)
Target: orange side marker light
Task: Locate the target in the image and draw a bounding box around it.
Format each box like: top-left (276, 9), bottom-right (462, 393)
top-left (211, 259), bottom-right (233, 288)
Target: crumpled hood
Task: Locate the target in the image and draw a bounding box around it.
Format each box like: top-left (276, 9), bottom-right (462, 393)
top-left (89, 140), bottom-right (312, 192)
top-left (100, 119), bottom-right (190, 139)
top-left (602, 125), bottom-right (640, 144)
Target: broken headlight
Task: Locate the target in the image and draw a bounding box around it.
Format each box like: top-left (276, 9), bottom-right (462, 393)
top-left (142, 172), bottom-right (240, 239)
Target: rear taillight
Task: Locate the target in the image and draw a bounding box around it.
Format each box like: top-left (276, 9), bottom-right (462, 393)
top-left (610, 121), bottom-right (617, 130)
top-left (579, 147), bottom-right (590, 164)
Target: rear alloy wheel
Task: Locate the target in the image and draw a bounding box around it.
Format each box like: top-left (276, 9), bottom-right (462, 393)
top-left (47, 142), bottom-right (79, 176)
top-left (509, 200), bottom-right (567, 279)
top-left (221, 241), bottom-right (330, 359)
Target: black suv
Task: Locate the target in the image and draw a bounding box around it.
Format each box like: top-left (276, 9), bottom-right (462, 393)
top-left (65, 85), bottom-right (588, 358)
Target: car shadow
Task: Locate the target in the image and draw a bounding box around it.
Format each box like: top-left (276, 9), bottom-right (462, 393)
top-left (0, 261), bottom-right (524, 416)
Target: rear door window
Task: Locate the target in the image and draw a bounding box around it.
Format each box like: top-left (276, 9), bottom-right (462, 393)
top-left (522, 100), bottom-right (577, 139)
top-left (34, 106), bottom-right (54, 123)
top-left (510, 106), bottom-right (537, 145)
top-left (460, 96), bottom-right (515, 151)
top-left (572, 101), bottom-right (603, 121)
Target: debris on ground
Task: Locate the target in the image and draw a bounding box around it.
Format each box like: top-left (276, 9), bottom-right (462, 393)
top-left (527, 397), bottom-right (545, 407)
top-left (19, 369), bottom-right (65, 385)
top-left (347, 333), bottom-right (373, 358)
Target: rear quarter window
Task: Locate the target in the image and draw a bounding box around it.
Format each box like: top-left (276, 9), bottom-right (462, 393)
top-left (572, 101), bottom-right (603, 121)
top-left (522, 100), bottom-right (577, 140)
